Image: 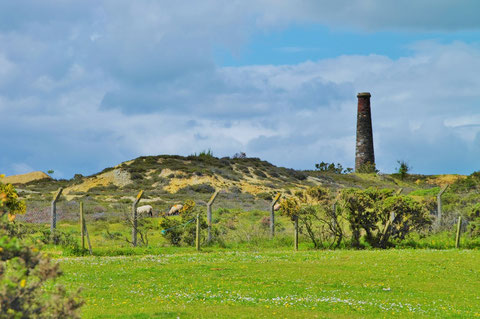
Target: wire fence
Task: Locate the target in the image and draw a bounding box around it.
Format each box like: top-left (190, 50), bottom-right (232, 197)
top-left (15, 188), bottom-right (475, 252)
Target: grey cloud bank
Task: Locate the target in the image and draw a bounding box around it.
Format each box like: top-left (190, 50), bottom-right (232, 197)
top-left (1, 1), bottom-right (480, 177)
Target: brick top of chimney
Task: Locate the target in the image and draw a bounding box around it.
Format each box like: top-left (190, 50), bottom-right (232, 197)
top-left (357, 92), bottom-right (371, 98)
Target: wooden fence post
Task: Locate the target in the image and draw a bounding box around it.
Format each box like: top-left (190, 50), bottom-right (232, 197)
top-left (79, 201), bottom-right (92, 255)
top-left (455, 216), bottom-right (462, 249)
top-left (83, 216), bottom-right (93, 255)
top-left (436, 185), bottom-right (449, 231)
top-left (270, 193), bottom-right (281, 238)
top-left (196, 213), bottom-right (200, 251)
top-left (207, 190), bottom-right (219, 243)
top-left (80, 202), bottom-right (85, 250)
top-left (50, 187), bottom-right (63, 243)
top-left (132, 190), bottom-right (144, 247)
top-left (294, 215), bottom-right (299, 251)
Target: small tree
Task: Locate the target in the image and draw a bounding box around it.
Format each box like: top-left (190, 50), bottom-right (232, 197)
top-left (233, 152), bottom-right (247, 159)
top-left (315, 162), bottom-right (352, 174)
top-left (396, 160), bottom-right (411, 180)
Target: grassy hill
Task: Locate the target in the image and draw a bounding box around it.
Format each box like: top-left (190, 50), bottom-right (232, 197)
top-left (12, 154), bottom-right (470, 217)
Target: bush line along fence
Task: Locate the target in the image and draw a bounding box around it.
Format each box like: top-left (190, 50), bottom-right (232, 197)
top-left (36, 184), bottom-right (467, 253)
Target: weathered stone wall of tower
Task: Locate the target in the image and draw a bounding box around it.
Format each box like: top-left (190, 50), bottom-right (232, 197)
top-left (355, 92), bottom-right (375, 171)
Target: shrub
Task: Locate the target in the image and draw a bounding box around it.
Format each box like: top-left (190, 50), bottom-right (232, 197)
top-left (228, 186), bottom-right (242, 194)
top-left (279, 186), bottom-right (342, 249)
top-left (285, 169), bottom-right (307, 181)
top-left (338, 188), bottom-right (431, 248)
top-left (189, 149), bottom-right (215, 163)
top-left (253, 169), bottom-right (267, 178)
top-left (0, 178), bottom-right (83, 317)
top-left (37, 228), bottom-right (83, 255)
top-left (131, 172), bottom-right (143, 180)
top-left (377, 196), bottom-right (431, 243)
top-left (160, 200), bottom-right (208, 246)
top-left (467, 203), bottom-right (480, 237)
top-left (232, 152), bottom-right (247, 159)
top-left (178, 183), bottom-right (215, 194)
top-left (257, 192), bottom-right (272, 201)
top-left (159, 217), bottom-right (184, 246)
top-left (450, 172), bottom-right (480, 192)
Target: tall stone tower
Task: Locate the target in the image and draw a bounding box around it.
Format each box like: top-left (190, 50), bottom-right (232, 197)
top-left (355, 92), bottom-right (375, 171)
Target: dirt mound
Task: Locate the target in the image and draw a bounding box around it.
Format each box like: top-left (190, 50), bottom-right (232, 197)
top-left (1, 171), bottom-right (51, 185)
top-left (64, 168), bottom-right (132, 194)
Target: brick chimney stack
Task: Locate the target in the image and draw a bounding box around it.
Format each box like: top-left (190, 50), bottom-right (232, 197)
top-left (355, 92), bottom-right (375, 171)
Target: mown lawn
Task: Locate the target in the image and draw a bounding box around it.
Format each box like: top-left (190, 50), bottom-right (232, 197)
top-left (59, 249), bottom-right (480, 318)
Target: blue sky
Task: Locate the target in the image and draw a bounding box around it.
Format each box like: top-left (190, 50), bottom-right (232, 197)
top-left (217, 25), bottom-right (480, 66)
top-left (2, 1), bottom-right (480, 178)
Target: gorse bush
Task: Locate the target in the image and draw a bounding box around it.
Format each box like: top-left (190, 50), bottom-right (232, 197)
top-left (160, 217), bottom-right (184, 246)
top-left (278, 186), bottom-right (431, 250)
top-left (0, 182), bottom-right (26, 217)
top-left (0, 234), bottom-right (84, 318)
top-left (339, 187), bottom-right (431, 248)
top-left (279, 186), bottom-right (342, 249)
top-left (467, 203), bottom-right (480, 237)
top-left (0, 177), bottom-right (84, 318)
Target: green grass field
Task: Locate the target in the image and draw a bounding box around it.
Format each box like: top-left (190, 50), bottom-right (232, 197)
top-left (58, 249), bottom-right (480, 318)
